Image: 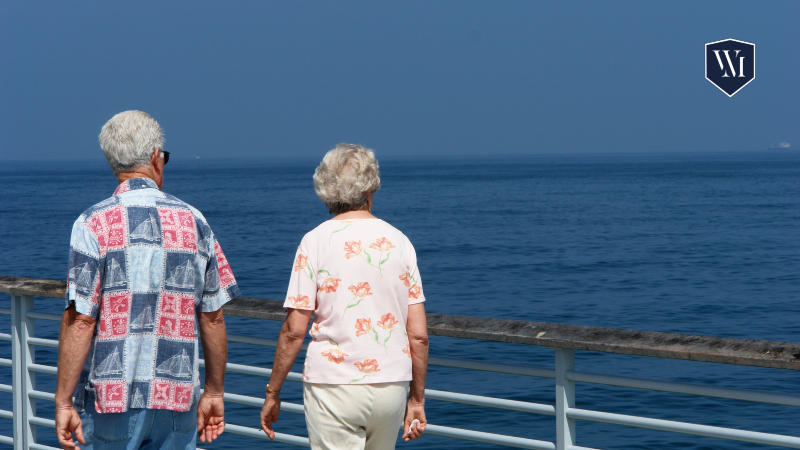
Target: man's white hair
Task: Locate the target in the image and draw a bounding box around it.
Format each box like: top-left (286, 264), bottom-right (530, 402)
top-left (314, 144), bottom-right (381, 214)
top-left (98, 111), bottom-right (164, 174)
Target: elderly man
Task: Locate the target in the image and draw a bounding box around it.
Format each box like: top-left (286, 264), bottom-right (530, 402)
top-left (55, 111), bottom-right (239, 450)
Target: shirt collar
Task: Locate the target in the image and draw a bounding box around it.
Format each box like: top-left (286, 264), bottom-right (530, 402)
top-left (113, 177), bottom-right (159, 196)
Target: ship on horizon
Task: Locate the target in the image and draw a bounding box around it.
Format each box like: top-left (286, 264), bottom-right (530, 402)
top-left (767, 142), bottom-right (791, 150)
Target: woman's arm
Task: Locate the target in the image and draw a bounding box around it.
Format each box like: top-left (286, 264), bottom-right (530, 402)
top-left (404, 302), bottom-right (429, 441)
top-left (260, 308), bottom-right (312, 440)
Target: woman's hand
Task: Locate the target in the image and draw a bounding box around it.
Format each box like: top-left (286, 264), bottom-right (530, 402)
top-left (403, 399), bottom-right (426, 441)
top-left (260, 393), bottom-right (281, 441)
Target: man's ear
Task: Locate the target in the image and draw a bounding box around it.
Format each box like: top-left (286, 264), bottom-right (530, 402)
top-left (150, 148), bottom-right (161, 167)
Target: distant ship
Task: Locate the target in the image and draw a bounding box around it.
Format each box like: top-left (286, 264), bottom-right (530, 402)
top-left (767, 142), bottom-right (791, 150)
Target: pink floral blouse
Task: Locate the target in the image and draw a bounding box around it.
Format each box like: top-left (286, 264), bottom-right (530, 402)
top-left (284, 218), bottom-right (425, 384)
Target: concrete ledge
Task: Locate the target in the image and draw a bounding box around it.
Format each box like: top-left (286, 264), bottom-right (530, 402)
top-left (2, 276), bottom-right (798, 370)
top-left (0, 276), bottom-right (68, 299)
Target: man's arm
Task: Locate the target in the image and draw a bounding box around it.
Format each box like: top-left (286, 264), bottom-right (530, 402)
top-left (260, 308), bottom-right (311, 440)
top-left (55, 304), bottom-right (96, 450)
top-left (197, 308), bottom-right (227, 443)
top-left (404, 302), bottom-right (429, 441)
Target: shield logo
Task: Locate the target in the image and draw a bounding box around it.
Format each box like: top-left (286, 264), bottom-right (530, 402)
top-left (705, 39), bottom-right (755, 97)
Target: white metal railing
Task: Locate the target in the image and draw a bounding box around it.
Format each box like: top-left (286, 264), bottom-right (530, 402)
top-left (0, 289), bottom-right (799, 450)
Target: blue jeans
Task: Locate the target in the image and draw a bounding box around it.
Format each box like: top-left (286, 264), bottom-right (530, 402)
top-left (79, 392), bottom-right (197, 450)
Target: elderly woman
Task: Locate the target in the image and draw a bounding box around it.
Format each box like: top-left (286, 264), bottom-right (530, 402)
top-left (260, 144), bottom-right (428, 449)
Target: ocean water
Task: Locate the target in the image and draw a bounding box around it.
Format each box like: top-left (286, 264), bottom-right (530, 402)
top-left (0, 151), bottom-right (798, 449)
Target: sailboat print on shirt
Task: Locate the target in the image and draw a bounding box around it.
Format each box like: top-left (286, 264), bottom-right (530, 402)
top-left (104, 258), bottom-right (126, 289)
top-left (166, 261), bottom-right (194, 289)
top-left (156, 349), bottom-right (192, 378)
top-left (130, 213), bottom-right (160, 242)
top-left (130, 305), bottom-right (154, 330)
top-left (131, 388), bottom-right (146, 408)
top-left (95, 348), bottom-right (124, 376)
top-left (204, 265), bottom-right (219, 292)
top-left (70, 263), bottom-right (94, 291)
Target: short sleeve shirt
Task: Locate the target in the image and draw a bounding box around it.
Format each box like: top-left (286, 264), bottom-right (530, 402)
top-left (284, 218), bottom-right (425, 384)
top-left (66, 177), bottom-right (240, 413)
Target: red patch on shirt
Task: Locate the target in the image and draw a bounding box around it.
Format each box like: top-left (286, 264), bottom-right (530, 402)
top-left (156, 293), bottom-right (195, 340)
top-left (158, 208), bottom-right (197, 252)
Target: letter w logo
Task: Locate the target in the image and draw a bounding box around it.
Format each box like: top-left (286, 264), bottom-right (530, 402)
top-left (705, 39), bottom-right (755, 97)
top-left (713, 50), bottom-right (746, 78)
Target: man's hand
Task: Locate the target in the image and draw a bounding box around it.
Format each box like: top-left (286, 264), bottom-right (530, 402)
top-left (196, 392), bottom-right (225, 443)
top-left (260, 393), bottom-right (281, 441)
top-left (56, 406), bottom-right (85, 450)
top-left (403, 400), bottom-right (426, 441)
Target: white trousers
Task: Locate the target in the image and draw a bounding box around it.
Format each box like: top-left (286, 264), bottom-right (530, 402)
top-left (303, 381), bottom-right (409, 450)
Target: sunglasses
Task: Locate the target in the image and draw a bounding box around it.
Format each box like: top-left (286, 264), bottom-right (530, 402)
top-left (160, 150), bottom-right (170, 165)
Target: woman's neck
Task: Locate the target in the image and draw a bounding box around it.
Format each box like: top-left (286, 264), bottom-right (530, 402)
top-left (331, 210), bottom-right (376, 221)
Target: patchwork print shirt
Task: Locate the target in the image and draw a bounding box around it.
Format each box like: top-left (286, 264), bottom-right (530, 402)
top-left (66, 177), bottom-right (240, 413)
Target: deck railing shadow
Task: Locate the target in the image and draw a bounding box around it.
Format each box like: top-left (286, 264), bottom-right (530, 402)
top-left (0, 275), bottom-right (799, 450)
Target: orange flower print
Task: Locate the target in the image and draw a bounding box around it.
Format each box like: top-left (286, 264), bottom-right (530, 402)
top-left (294, 253), bottom-right (314, 280)
top-left (288, 295), bottom-right (311, 309)
top-left (344, 241), bottom-right (363, 259)
top-left (399, 273), bottom-right (412, 288)
top-left (320, 277), bottom-right (341, 293)
top-left (355, 318), bottom-right (371, 337)
top-left (310, 323), bottom-right (321, 340)
top-left (343, 282), bottom-right (374, 319)
top-left (402, 345), bottom-right (411, 358)
top-left (349, 282), bottom-right (373, 298)
top-left (294, 254), bottom-right (308, 272)
top-left (354, 359), bottom-right (380, 374)
top-left (321, 348), bottom-right (348, 364)
top-left (369, 237), bottom-right (396, 252)
top-left (408, 285), bottom-right (422, 300)
top-left (356, 315), bottom-right (392, 354)
top-left (377, 313), bottom-right (398, 330)
top-left (346, 239), bottom-right (393, 278)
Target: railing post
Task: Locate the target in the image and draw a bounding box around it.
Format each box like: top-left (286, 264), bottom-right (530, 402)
top-left (11, 294), bottom-right (36, 449)
top-left (555, 348), bottom-right (576, 450)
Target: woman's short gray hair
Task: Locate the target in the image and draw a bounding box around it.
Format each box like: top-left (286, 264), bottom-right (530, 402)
top-left (314, 144), bottom-right (381, 214)
top-left (98, 111), bottom-right (164, 174)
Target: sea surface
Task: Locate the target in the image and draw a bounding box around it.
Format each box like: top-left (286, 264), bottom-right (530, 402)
top-left (0, 151), bottom-right (798, 450)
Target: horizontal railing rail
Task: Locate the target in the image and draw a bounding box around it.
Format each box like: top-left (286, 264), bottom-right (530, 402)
top-left (0, 275), bottom-right (798, 450)
top-left (2, 276), bottom-right (798, 370)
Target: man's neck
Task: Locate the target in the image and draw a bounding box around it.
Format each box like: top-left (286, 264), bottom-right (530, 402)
top-left (116, 169), bottom-right (156, 187)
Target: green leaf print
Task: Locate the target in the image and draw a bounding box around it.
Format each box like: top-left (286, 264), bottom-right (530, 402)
top-left (342, 298), bottom-right (367, 319)
top-left (365, 251), bottom-right (372, 265)
top-left (371, 329), bottom-right (379, 342)
top-left (329, 224), bottom-right (353, 245)
top-left (328, 337), bottom-right (340, 347)
top-left (306, 266), bottom-right (314, 280)
top-left (349, 374), bottom-right (368, 384)
top-left (380, 253), bottom-right (391, 265)
top-left (318, 270), bottom-right (333, 277)
top-left (384, 329), bottom-right (393, 344)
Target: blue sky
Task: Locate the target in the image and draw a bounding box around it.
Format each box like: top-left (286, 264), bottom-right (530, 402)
top-left (1, 1), bottom-right (797, 161)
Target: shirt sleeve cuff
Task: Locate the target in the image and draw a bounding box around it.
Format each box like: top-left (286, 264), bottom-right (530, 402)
top-left (200, 284), bottom-right (240, 312)
top-left (66, 298), bottom-right (99, 318)
top-left (408, 297), bottom-right (425, 305)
